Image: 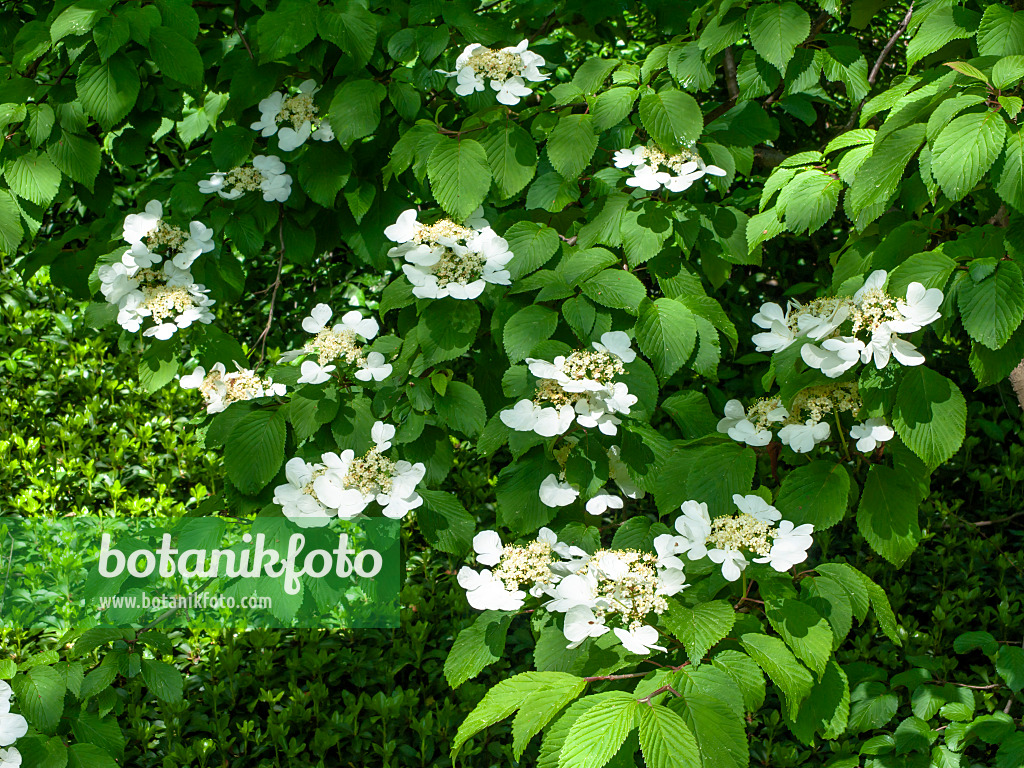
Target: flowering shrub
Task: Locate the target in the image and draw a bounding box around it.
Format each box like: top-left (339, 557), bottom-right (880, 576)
top-left (4, 0), bottom-right (1024, 765)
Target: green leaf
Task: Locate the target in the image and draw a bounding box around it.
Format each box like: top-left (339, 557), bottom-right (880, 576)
top-left (782, 171), bottom-right (841, 234)
top-left (328, 79), bottom-right (387, 149)
top-left (847, 125), bottom-right (926, 220)
top-left (427, 136), bottom-right (491, 222)
top-left (978, 5), bottom-right (1024, 57)
top-left (560, 692), bottom-right (638, 768)
top-left (907, 5), bottom-right (980, 67)
top-left (572, 57), bottom-right (620, 94)
top-left (418, 489), bottom-right (474, 555)
top-left (931, 111), bottom-right (1008, 201)
top-left (256, 0), bottom-right (317, 61)
top-left (76, 53), bottom-right (140, 129)
top-left (51, 1), bottom-right (107, 43)
top-left (747, 2), bottom-right (811, 74)
top-left (764, 598), bottom-right (834, 677)
top-left (138, 340), bottom-right (180, 393)
top-left (892, 367), bottom-right (966, 469)
top-left (856, 464), bottom-right (923, 567)
top-left (774, 461), bottom-right (850, 529)
top-left (434, 381), bottom-right (486, 437)
top-left (47, 131), bottom-right (101, 189)
top-left (497, 451), bottom-right (559, 534)
top-left (639, 88), bottom-right (703, 153)
top-left (452, 672), bottom-right (580, 757)
top-left (224, 409), bottom-right (286, 494)
top-left (526, 172), bottom-right (580, 213)
top-left (68, 743), bottom-right (117, 768)
top-left (888, 250), bottom-right (956, 296)
top-left (505, 221), bottom-right (560, 279)
top-left (513, 676), bottom-right (589, 760)
top-left (417, 299), bottom-right (480, 365)
top-left (637, 705), bottom-right (701, 768)
top-left (547, 114), bottom-right (598, 180)
top-left (958, 260), bottom-right (1024, 349)
top-left (298, 141), bottom-right (351, 207)
top-left (712, 651), bottom-right (766, 712)
top-left (92, 15), bottom-right (130, 61)
top-left (999, 124), bottom-right (1024, 213)
top-left (5, 151), bottom-right (62, 206)
top-left (149, 26), bottom-right (203, 87)
top-left (993, 55), bottom-right (1024, 89)
top-left (504, 304), bottom-right (559, 363)
top-left (592, 88), bottom-right (638, 132)
top-left (140, 659), bottom-right (183, 703)
top-left (787, 660), bottom-right (850, 743)
top-left (672, 684), bottom-right (748, 768)
top-left (12, 666), bottom-right (65, 733)
top-left (444, 611), bottom-right (514, 688)
top-left (662, 600), bottom-right (736, 666)
top-left (481, 119), bottom-right (537, 198)
top-left (621, 204), bottom-right (673, 267)
top-left (581, 269), bottom-right (647, 314)
top-left (317, 2), bottom-right (378, 67)
top-left (634, 298), bottom-right (697, 380)
top-left (997, 646), bottom-right (1024, 692)
top-left (740, 633), bottom-right (814, 720)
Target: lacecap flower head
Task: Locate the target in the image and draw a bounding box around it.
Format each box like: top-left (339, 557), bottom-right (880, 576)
top-left (440, 39), bottom-right (548, 105)
top-left (279, 303), bottom-right (392, 385)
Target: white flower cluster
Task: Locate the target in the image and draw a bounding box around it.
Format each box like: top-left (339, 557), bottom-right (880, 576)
top-left (278, 303), bottom-right (392, 386)
top-left (501, 332), bottom-right (638, 437)
top-left (441, 39), bottom-right (548, 105)
top-left (199, 155), bottom-right (292, 202)
top-left (753, 270), bottom-right (943, 377)
top-left (613, 143), bottom-right (726, 193)
top-left (251, 79), bottom-right (334, 151)
top-left (718, 382), bottom-right (895, 455)
top-left (0, 681), bottom-right (27, 768)
top-left (180, 362), bottom-right (286, 414)
top-left (384, 208), bottom-right (514, 300)
top-left (656, 497), bottom-right (813, 582)
top-left (459, 528), bottom-right (684, 655)
top-left (274, 422), bottom-right (426, 526)
top-left (98, 201), bottom-right (216, 339)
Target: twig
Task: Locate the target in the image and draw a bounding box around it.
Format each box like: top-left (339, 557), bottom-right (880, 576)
top-left (869, 3), bottom-right (915, 86)
top-left (723, 47), bottom-right (740, 100)
top-left (837, 3), bottom-right (915, 133)
top-left (639, 684), bottom-right (681, 705)
top-left (255, 218), bottom-right (286, 365)
top-left (233, 0), bottom-right (255, 61)
top-left (584, 671), bottom-right (652, 682)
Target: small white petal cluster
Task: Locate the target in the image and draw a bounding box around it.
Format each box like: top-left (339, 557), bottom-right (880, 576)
top-left (501, 331), bottom-right (638, 437)
top-left (441, 39), bottom-right (548, 105)
top-left (278, 303), bottom-right (392, 385)
top-left (180, 362), bottom-right (286, 414)
top-left (274, 421), bottom-right (426, 526)
top-left (98, 200), bottom-right (216, 338)
top-left (458, 528), bottom-right (683, 655)
top-left (250, 79), bottom-right (335, 151)
top-left (718, 382), bottom-right (892, 455)
top-left (849, 417), bottom-right (895, 453)
top-left (384, 209), bottom-right (514, 300)
top-left (752, 270), bottom-right (942, 377)
top-left (656, 497), bottom-right (813, 582)
top-left (199, 155), bottom-right (293, 202)
top-left (614, 142), bottom-right (726, 193)
top-left (0, 681), bottom-right (27, 765)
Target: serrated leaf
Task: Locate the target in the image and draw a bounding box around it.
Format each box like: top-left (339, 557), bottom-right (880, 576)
top-left (427, 136), bottom-right (491, 222)
top-left (256, 0), bottom-right (317, 61)
top-left (47, 131), bottom-right (101, 189)
top-left (5, 151), bottom-right (62, 206)
top-left (958, 260), bottom-right (1024, 349)
top-left (76, 53), bottom-right (140, 130)
top-left (765, 598), bottom-right (834, 676)
top-left (547, 114), bottom-right (598, 180)
top-left (892, 366), bottom-right (966, 469)
top-left (505, 221), bottom-right (560, 280)
top-left (140, 659), bottom-right (183, 702)
top-left (747, 2), bottom-right (811, 74)
top-left (328, 79), bottom-right (387, 149)
top-left (224, 409), bottom-right (286, 494)
top-left (639, 89), bottom-right (703, 153)
top-left (149, 26), bottom-right (203, 87)
top-left (559, 692), bottom-right (638, 768)
top-left (857, 464), bottom-right (923, 566)
top-left (931, 110), bottom-right (1007, 202)
top-left (513, 677), bottom-right (589, 760)
top-left (480, 118), bottom-right (537, 198)
top-left (12, 666), bottom-right (65, 733)
top-left (592, 88), bottom-right (638, 132)
top-left (662, 600), bottom-right (735, 666)
top-left (634, 298), bottom-right (697, 380)
top-left (444, 611), bottom-right (514, 688)
top-left (978, 5), bottom-right (1024, 57)
top-left (581, 269), bottom-right (647, 314)
top-left (504, 304), bottom-right (559, 363)
top-left (740, 633), bottom-right (814, 719)
top-left (637, 705), bottom-right (701, 768)
top-left (774, 461), bottom-right (850, 529)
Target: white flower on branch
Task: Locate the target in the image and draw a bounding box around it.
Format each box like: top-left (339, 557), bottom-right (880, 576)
top-left (849, 418), bottom-right (895, 453)
top-left (251, 79), bottom-right (333, 150)
top-left (440, 39), bottom-right (548, 105)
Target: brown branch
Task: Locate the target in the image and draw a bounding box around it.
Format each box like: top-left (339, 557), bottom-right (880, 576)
top-left (639, 684), bottom-right (681, 705)
top-left (584, 671), bottom-right (652, 682)
top-left (233, 0), bottom-right (255, 61)
top-left (836, 2), bottom-right (915, 134)
top-left (723, 47), bottom-right (740, 100)
top-left (255, 218), bottom-right (286, 365)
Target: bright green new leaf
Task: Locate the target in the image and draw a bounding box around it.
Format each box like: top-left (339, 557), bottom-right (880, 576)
top-left (931, 110), bottom-right (1007, 201)
top-left (427, 136), bottom-right (491, 221)
top-left (958, 260), bottom-right (1024, 349)
top-left (634, 297), bottom-right (697, 380)
top-left (547, 114), bottom-right (598, 180)
top-left (639, 88), bottom-right (703, 153)
top-left (747, 2), bottom-right (810, 74)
